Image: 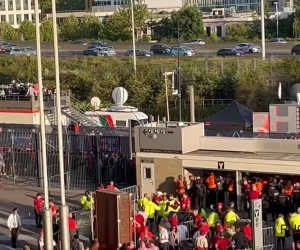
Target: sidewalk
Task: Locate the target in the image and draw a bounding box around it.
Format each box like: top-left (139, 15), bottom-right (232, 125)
top-left (0, 244), bottom-right (23, 250)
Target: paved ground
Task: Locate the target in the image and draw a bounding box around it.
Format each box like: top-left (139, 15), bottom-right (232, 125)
top-left (0, 184), bottom-right (89, 249)
top-left (0, 41), bottom-right (298, 58)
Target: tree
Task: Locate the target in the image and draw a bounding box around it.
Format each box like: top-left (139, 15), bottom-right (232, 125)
top-left (40, 19), bottom-right (57, 42)
top-left (294, 7), bottom-right (300, 38)
top-left (19, 20), bottom-right (36, 41)
top-left (0, 22), bottom-right (18, 40)
top-left (173, 5), bottom-right (204, 41)
top-left (225, 23), bottom-right (255, 41)
top-left (79, 15), bottom-right (102, 40)
top-left (40, 0), bottom-right (52, 13)
top-left (60, 15), bottom-right (81, 41)
top-left (102, 3), bottom-right (151, 41)
top-left (57, 0), bottom-right (85, 12)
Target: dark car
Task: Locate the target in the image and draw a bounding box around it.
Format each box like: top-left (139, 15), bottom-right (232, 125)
top-left (216, 48), bottom-right (244, 56)
top-left (291, 45), bottom-right (300, 55)
top-left (82, 49), bottom-right (96, 56)
top-left (150, 44), bottom-right (171, 54)
top-left (125, 49), bottom-right (153, 57)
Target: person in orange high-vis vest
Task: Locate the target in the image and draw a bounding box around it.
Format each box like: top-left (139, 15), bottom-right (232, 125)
top-left (206, 172), bottom-right (217, 207)
top-left (255, 178), bottom-right (263, 196)
top-left (176, 175), bottom-right (185, 197)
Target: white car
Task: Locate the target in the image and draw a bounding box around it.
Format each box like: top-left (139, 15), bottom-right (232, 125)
top-left (270, 38), bottom-right (287, 44)
top-left (235, 43), bottom-right (261, 53)
top-left (185, 39), bottom-right (205, 45)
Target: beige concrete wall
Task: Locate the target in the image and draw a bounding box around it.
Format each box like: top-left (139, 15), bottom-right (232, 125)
top-left (0, 111), bottom-right (40, 125)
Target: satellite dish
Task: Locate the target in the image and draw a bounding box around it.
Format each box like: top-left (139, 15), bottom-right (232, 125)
top-left (290, 83), bottom-right (300, 101)
top-left (112, 87), bottom-right (128, 107)
top-left (91, 97), bottom-right (101, 110)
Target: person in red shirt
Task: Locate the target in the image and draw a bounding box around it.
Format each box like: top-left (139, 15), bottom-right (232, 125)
top-left (243, 220), bottom-right (252, 247)
top-left (68, 212), bottom-right (77, 238)
top-left (193, 210), bottom-right (202, 230)
top-left (133, 213), bottom-right (144, 238)
top-left (139, 226), bottom-right (153, 243)
top-left (34, 193), bottom-right (43, 228)
top-left (210, 232), bottom-right (220, 250)
top-left (96, 184), bottom-right (105, 191)
top-left (248, 185), bottom-right (260, 200)
top-left (181, 193), bottom-right (191, 212)
top-left (215, 232), bottom-right (232, 250)
top-left (201, 218), bottom-right (210, 235)
top-left (107, 181), bottom-right (118, 191)
top-left (49, 199), bottom-right (57, 219)
top-left (152, 191), bottom-right (162, 205)
top-left (169, 213), bottom-right (178, 227)
top-left (215, 221), bottom-right (223, 233)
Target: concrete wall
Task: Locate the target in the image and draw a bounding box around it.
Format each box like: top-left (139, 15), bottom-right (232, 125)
top-left (143, 0), bottom-right (183, 8)
top-left (0, 110), bottom-right (40, 125)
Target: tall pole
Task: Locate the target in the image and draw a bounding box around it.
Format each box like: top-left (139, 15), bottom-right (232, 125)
top-left (189, 83), bottom-right (195, 123)
top-left (275, 2), bottom-right (279, 38)
top-left (261, 0), bottom-right (266, 59)
top-left (164, 73), bottom-right (170, 122)
top-left (130, 0), bottom-right (136, 74)
top-left (51, 1), bottom-right (70, 249)
top-left (34, 1), bottom-right (53, 249)
top-left (177, 21), bottom-right (182, 121)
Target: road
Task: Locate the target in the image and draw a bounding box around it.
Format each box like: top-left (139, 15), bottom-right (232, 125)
top-left (0, 41), bottom-right (297, 58)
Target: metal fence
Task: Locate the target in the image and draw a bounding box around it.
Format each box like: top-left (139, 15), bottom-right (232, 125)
top-left (0, 128), bottom-right (134, 190)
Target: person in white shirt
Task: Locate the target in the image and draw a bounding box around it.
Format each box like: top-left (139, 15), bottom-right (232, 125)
top-left (158, 224), bottom-right (169, 250)
top-left (7, 207), bottom-right (21, 248)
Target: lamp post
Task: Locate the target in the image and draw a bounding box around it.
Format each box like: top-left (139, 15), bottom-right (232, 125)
top-left (51, 0), bottom-right (70, 249)
top-left (34, 0), bottom-right (53, 249)
top-left (261, 0), bottom-right (266, 59)
top-left (177, 21), bottom-right (182, 122)
top-left (130, 0), bottom-right (137, 74)
top-left (274, 2), bottom-right (279, 38)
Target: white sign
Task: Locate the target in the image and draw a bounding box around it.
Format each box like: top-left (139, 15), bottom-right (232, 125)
top-left (251, 199), bottom-right (263, 249)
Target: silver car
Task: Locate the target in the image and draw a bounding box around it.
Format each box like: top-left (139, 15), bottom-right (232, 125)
top-left (235, 43), bottom-right (261, 53)
top-left (94, 47), bottom-right (116, 56)
top-left (10, 47), bottom-right (36, 56)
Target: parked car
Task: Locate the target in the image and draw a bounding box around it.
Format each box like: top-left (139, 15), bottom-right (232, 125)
top-left (150, 44), bottom-right (171, 54)
top-left (94, 47), bottom-right (116, 56)
top-left (10, 48), bottom-right (33, 56)
top-left (83, 49), bottom-right (96, 56)
top-left (270, 38), bottom-right (287, 44)
top-left (216, 48), bottom-right (244, 56)
top-left (235, 43), bottom-right (261, 53)
top-left (291, 44), bottom-right (300, 55)
top-left (125, 49), bottom-right (153, 57)
top-left (171, 46), bottom-right (195, 56)
top-left (0, 45), bottom-right (5, 53)
top-left (185, 39), bottom-right (205, 45)
top-left (0, 42), bottom-right (16, 52)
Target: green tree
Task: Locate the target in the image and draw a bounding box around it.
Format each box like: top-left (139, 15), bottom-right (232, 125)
top-left (40, 0), bottom-right (52, 13)
top-left (57, 0), bottom-right (85, 11)
top-left (102, 3), bottom-right (151, 41)
top-left (0, 22), bottom-right (19, 40)
top-left (60, 15), bottom-right (81, 41)
top-left (40, 19), bottom-right (57, 42)
top-left (294, 7), bottom-right (300, 38)
top-left (225, 23), bottom-right (255, 41)
top-left (173, 5), bottom-right (204, 41)
top-left (19, 20), bottom-right (36, 41)
top-left (79, 15), bottom-right (102, 39)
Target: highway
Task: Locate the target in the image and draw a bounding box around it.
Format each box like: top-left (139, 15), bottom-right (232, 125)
top-left (0, 41), bottom-right (297, 58)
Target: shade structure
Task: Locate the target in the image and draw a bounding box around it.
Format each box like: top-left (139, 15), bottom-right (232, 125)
top-left (202, 100), bottom-right (253, 131)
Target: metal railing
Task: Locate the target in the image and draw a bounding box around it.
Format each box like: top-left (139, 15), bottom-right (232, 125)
top-left (120, 185), bottom-right (139, 201)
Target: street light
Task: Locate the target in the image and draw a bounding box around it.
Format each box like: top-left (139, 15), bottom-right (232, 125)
top-left (34, 0), bottom-right (53, 249)
top-left (274, 2), bottom-right (279, 38)
top-left (51, 0), bottom-right (70, 249)
top-left (261, 0), bottom-right (266, 59)
top-left (130, 0), bottom-right (137, 74)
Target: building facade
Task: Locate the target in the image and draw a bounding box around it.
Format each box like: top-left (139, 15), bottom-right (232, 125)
top-left (0, 0), bottom-right (40, 28)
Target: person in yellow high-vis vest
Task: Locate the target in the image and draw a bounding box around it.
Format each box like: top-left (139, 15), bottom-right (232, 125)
top-left (275, 214), bottom-right (287, 250)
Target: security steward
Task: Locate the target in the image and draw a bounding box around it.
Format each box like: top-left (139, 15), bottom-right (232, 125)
top-left (83, 196), bottom-right (93, 210)
top-left (293, 183), bottom-right (300, 211)
top-left (176, 175), bottom-right (185, 199)
top-left (290, 208), bottom-right (300, 249)
top-left (80, 191), bottom-right (91, 209)
top-left (277, 188), bottom-right (289, 219)
top-left (275, 214), bottom-right (287, 250)
top-left (206, 172), bottom-right (217, 207)
top-left (269, 183), bottom-right (279, 221)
